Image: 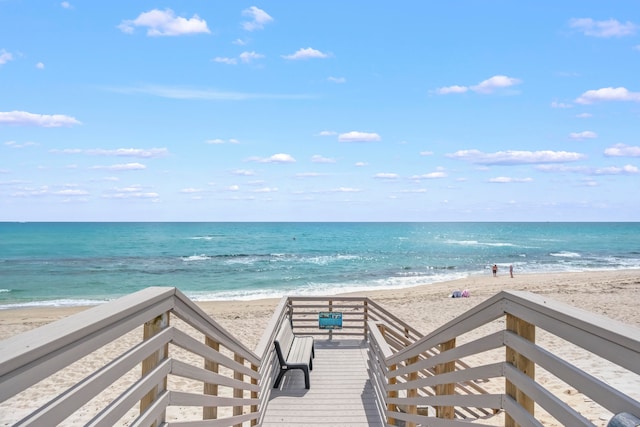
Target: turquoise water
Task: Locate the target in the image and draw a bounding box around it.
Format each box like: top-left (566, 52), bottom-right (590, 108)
top-left (1, 222), bottom-right (639, 309)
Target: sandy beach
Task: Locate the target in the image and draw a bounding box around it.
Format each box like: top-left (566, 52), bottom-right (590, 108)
top-left (1, 269), bottom-right (639, 426)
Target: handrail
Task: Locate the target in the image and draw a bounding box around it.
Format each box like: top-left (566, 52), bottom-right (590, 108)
top-left (1, 289), bottom-right (639, 426)
top-left (0, 287), bottom-right (262, 426)
top-left (369, 290), bottom-right (640, 426)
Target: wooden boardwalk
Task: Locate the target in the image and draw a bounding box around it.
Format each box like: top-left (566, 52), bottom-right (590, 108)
top-left (262, 339), bottom-right (384, 427)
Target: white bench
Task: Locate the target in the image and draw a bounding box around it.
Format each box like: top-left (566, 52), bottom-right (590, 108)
top-left (273, 320), bottom-right (315, 389)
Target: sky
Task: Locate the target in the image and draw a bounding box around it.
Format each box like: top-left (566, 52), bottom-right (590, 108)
top-left (1, 1), bottom-right (639, 222)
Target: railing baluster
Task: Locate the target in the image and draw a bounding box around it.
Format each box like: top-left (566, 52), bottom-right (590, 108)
top-left (140, 311), bottom-right (170, 427)
top-left (233, 353), bottom-right (245, 427)
top-left (436, 338), bottom-right (456, 419)
top-left (203, 337), bottom-right (220, 420)
top-left (505, 314), bottom-right (535, 427)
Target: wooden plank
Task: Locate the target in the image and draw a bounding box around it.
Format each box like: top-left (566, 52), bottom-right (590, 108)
top-left (86, 360), bottom-right (172, 427)
top-left (171, 329), bottom-right (257, 378)
top-left (262, 340), bottom-right (384, 426)
top-left (0, 291), bottom-right (175, 402)
top-left (504, 330), bottom-right (640, 417)
top-left (504, 363), bottom-right (593, 427)
top-left (140, 312), bottom-right (170, 424)
top-left (16, 329), bottom-right (173, 426)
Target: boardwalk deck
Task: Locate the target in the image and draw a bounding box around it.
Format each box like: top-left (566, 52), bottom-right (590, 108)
top-left (262, 339), bottom-right (384, 427)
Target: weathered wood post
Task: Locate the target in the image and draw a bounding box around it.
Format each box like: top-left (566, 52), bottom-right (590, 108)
top-left (140, 311), bottom-right (170, 426)
top-left (436, 338), bottom-right (456, 419)
top-left (233, 354), bottom-right (245, 427)
top-left (505, 314), bottom-right (535, 427)
top-left (203, 337), bottom-right (220, 420)
top-left (363, 299), bottom-right (369, 340)
top-left (377, 323), bottom-right (398, 426)
top-left (406, 355), bottom-right (420, 427)
top-left (250, 363), bottom-right (259, 426)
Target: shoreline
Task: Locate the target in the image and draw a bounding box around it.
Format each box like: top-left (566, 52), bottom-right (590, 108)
top-left (2, 269), bottom-right (639, 342)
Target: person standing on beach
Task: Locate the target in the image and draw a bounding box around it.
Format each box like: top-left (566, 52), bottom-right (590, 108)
top-left (509, 264), bottom-right (514, 278)
top-left (492, 264), bottom-right (498, 277)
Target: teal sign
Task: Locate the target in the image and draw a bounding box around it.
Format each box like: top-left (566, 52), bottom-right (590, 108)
top-left (319, 311), bottom-right (343, 329)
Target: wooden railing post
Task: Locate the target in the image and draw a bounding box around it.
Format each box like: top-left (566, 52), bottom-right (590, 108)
top-left (363, 300), bottom-right (369, 340)
top-left (388, 362), bottom-right (398, 426)
top-left (250, 363), bottom-right (259, 426)
top-left (406, 355), bottom-right (419, 427)
top-left (203, 337), bottom-right (220, 420)
top-left (505, 314), bottom-right (535, 427)
top-left (436, 338), bottom-right (456, 419)
top-left (233, 354), bottom-right (244, 427)
top-left (140, 312), bottom-right (170, 427)
top-left (328, 300), bottom-right (333, 340)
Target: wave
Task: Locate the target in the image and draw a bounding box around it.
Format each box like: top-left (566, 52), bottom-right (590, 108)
top-left (446, 240), bottom-right (516, 247)
top-left (0, 297), bottom-right (109, 310)
top-left (0, 288), bottom-right (10, 293)
top-left (550, 251), bottom-right (581, 258)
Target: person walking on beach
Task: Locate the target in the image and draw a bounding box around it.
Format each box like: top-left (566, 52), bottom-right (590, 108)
top-left (492, 264), bottom-right (498, 277)
top-left (509, 264), bottom-right (514, 278)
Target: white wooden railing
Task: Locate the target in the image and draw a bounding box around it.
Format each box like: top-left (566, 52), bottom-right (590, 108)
top-left (0, 287), bottom-right (262, 426)
top-left (367, 290), bottom-right (640, 426)
top-left (1, 288), bottom-right (639, 426)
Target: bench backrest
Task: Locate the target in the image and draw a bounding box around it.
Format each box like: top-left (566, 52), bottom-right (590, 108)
top-left (274, 320), bottom-right (295, 364)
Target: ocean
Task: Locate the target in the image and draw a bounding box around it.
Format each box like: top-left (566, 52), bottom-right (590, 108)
top-left (1, 222), bottom-right (639, 309)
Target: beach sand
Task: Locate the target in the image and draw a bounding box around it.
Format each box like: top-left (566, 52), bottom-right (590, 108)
top-left (1, 269), bottom-right (639, 425)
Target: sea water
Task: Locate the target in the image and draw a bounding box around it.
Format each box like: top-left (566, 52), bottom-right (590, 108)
top-left (0, 222), bottom-right (639, 309)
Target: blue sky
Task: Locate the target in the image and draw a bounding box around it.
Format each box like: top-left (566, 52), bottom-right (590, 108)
top-left (1, 1), bottom-right (639, 221)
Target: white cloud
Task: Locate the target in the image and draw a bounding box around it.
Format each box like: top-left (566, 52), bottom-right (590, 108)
top-left (213, 57), bottom-right (237, 65)
top-left (91, 163), bottom-right (147, 171)
top-left (5, 141), bottom-right (38, 148)
top-left (569, 131), bottom-right (597, 140)
top-left (470, 75), bottom-right (522, 94)
top-left (374, 173), bottom-right (399, 179)
top-left (328, 76), bottom-right (346, 84)
top-left (227, 185), bottom-right (240, 191)
top-left (111, 84), bottom-right (312, 101)
top-left (52, 148), bottom-right (167, 158)
top-left (435, 75), bottom-right (521, 95)
top-left (0, 49), bottom-right (13, 65)
top-left (60, 2), bottom-right (72, 9)
top-left (249, 153), bottom-right (296, 163)
top-left (282, 48), bottom-right (330, 60)
top-left (447, 149), bottom-right (585, 165)
top-left (241, 6), bottom-right (273, 31)
top-left (592, 165), bottom-right (639, 175)
top-left (569, 18), bottom-right (637, 38)
top-left (36, 62), bottom-right (45, 69)
top-left (296, 172), bottom-right (325, 178)
top-left (253, 187), bottom-right (278, 193)
top-left (206, 138), bottom-right (239, 144)
top-left (575, 87), bottom-right (640, 104)
top-left (411, 172), bottom-right (447, 179)
top-left (180, 188), bottom-right (202, 193)
top-left (338, 131), bottom-right (381, 142)
top-left (232, 169), bottom-right (256, 176)
top-left (435, 85), bottom-right (468, 95)
top-left (239, 51), bottom-right (265, 63)
top-left (311, 155), bottom-right (336, 164)
top-left (576, 113), bottom-right (592, 119)
top-left (419, 151), bottom-right (434, 156)
top-left (355, 162), bottom-right (368, 167)
top-left (551, 101), bottom-right (572, 109)
top-left (331, 187), bottom-right (362, 193)
top-left (604, 143), bottom-right (640, 157)
top-left (0, 110), bottom-right (81, 127)
top-left (318, 130), bottom-right (337, 136)
top-left (119, 9), bottom-right (210, 36)
top-left (489, 177), bottom-right (533, 183)
top-left (54, 189), bottom-right (88, 196)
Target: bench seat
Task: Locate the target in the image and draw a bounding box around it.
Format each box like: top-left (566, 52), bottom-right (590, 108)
top-left (273, 320), bottom-right (315, 389)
